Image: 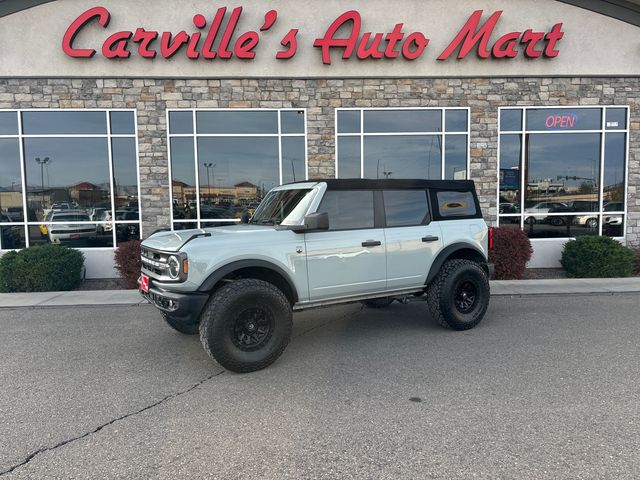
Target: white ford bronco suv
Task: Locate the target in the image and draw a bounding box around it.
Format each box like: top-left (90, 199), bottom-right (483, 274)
top-left (140, 179), bottom-right (494, 373)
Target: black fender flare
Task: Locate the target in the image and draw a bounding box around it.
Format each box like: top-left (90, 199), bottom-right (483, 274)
top-left (197, 259), bottom-right (299, 303)
top-left (425, 242), bottom-right (488, 285)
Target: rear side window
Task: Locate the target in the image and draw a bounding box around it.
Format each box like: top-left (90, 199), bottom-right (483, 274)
top-left (318, 190), bottom-right (374, 230)
top-left (436, 190), bottom-right (477, 217)
top-left (384, 190), bottom-right (429, 227)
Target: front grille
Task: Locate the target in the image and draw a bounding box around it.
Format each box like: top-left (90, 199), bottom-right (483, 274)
top-left (141, 247), bottom-right (172, 280)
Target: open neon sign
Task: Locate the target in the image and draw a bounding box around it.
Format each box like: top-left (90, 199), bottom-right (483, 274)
top-left (545, 113), bottom-right (578, 129)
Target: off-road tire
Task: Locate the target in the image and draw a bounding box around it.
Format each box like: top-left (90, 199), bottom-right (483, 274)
top-left (362, 297), bottom-right (394, 308)
top-left (162, 313), bottom-right (199, 335)
top-left (199, 279), bottom-right (292, 373)
top-left (426, 259), bottom-right (490, 331)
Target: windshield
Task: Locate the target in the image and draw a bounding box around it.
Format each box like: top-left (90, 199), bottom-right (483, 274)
top-left (250, 189), bottom-right (314, 225)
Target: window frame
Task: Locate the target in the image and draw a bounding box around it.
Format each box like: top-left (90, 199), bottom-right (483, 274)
top-left (166, 108), bottom-right (308, 230)
top-left (497, 105), bottom-right (630, 240)
top-left (0, 108), bottom-right (141, 251)
top-left (335, 107), bottom-right (471, 181)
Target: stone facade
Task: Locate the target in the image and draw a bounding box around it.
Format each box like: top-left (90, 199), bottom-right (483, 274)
top-left (0, 77), bottom-right (638, 246)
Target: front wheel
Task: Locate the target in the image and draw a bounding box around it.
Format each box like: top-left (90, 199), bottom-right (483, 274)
top-left (426, 259), bottom-right (490, 331)
top-left (199, 279), bottom-right (292, 373)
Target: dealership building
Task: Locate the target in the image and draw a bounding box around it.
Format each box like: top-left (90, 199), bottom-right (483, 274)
top-left (0, 0), bottom-right (638, 277)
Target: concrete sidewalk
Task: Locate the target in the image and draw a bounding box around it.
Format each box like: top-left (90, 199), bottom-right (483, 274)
top-left (0, 277), bottom-right (639, 308)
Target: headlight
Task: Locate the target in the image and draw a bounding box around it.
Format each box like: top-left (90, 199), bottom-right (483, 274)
top-left (168, 255), bottom-right (180, 279)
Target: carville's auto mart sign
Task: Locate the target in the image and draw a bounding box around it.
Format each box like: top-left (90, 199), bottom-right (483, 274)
top-left (62, 7), bottom-right (565, 63)
top-left (0, 0), bottom-right (639, 78)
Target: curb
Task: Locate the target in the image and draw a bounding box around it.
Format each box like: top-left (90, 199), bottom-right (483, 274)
top-left (0, 279), bottom-right (639, 309)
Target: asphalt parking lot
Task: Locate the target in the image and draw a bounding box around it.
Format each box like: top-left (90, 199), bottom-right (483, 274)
top-left (1, 294), bottom-right (639, 479)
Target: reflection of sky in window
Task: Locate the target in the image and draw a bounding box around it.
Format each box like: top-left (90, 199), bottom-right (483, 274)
top-left (280, 111), bottom-right (305, 134)
top-left (196, 111), bottom-right (278, 134)
top-left (23, 138), bottom-right (109, 189)
top-left (526, 134), bottom-right (600, 188)
top-left (337, 111), bottom-right (360, 133)
top-left (0, 139), bottom-right (21, 188)
top-left (500, 135), bottom-right (521, 169)
top-left (0, 111), bottom-right (18, 135)
top-left (445, 110), bottom-right (467, 132)
top-left (444, 135), bottom-right (467, 179)
top-left (604, 133), bottom-right (625, 188)
top-left (111, 138), bottom-right (138, 191)
top-left (170, 138), bottom-right (195, 186)
top-left (281, 137), bottom-right (305, 183)
top-left (364, 110), bottom-right (441, 133)
top-left (364, 136), bottom-right (441, 179)
top-left (22, 111), bottom-right (107, 135)
top-left (337, 137), bottom-right (360, 178)
top-left (197, 138), bottom-right (279, 190)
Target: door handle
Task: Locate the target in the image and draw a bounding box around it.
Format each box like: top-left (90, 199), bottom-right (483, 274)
top-left (361, 240), bottom-right (382, 247)
top-left (421, 235), bottom-right (439, 242)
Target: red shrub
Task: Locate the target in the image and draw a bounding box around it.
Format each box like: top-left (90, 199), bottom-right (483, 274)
top-left (114, 240), bottom-right (142, 289)
top-left (488, 227), bottom-right (533, 280)
top-left (632, 248), bottom-right (640, 276)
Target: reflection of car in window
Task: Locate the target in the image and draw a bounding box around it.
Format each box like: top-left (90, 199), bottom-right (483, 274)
top-left (47, 211), bottom-right (96, 244)
top-left (524, 201), bottom-right (569, 224)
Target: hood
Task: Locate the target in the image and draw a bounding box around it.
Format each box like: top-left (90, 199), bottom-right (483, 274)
top-left (142, 224), bottom-right (276, 252)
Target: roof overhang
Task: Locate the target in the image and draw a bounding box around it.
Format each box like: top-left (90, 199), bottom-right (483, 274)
top-left (1, 0), bottom-right (640, 27)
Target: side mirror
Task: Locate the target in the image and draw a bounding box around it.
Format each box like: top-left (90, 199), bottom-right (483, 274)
top-left (302, 212), bottom-right (329, 232)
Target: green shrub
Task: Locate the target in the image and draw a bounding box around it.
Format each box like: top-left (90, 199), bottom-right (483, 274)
top-left (0, 244), bottom-right (84, 292)
top-left (488, 227), bottom-right (533, 280)
top-left (114, 240), bottom-right (141, 289)
top-left (560, 236), bottom-right (634, 278)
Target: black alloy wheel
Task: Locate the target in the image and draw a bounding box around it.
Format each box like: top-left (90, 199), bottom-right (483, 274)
top-left (454, 280), bottom-right (477, 314)
top-left (231, 307), bottom-right (274, 352)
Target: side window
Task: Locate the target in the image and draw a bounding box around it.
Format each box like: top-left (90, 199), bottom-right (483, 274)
top-left (436, 190), bottom-right (477, 217)
top-left (318, 190), bottom-right (374, 230)
top-left (384, 190), bottom-right (429, 227)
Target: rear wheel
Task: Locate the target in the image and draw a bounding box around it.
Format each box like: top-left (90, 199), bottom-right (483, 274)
top-left (199, 279), bottom-right (292, 373)
top-left (426, 259), bottom-right (490, 330)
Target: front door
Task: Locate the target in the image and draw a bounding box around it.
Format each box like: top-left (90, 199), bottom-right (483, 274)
top-left (305, 189), bottom-right (386, 301)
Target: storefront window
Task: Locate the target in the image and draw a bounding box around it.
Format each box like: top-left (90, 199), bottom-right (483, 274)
top-left (0, 109), bottom-right (140, 250)
top-left (498, 106), bottom-right (628, 238)
top-left (168, 109), bottom-right (307, 229)
top-left (336, 108), bottom-right (469, 180)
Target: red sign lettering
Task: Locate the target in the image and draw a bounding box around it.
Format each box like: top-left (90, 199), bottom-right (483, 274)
top-left (61, 7), bottom-right (563, 64)
top-left (545, 113), bottom-right (577, 128)
top-left (437, 10), bottom-right (564, 60)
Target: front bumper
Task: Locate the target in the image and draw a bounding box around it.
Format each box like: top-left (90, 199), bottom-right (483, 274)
top-left (140, 281), bottom-right (209, 324)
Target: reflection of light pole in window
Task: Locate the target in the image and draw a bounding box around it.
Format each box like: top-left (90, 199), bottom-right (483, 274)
top-left (35, 157), bottom-right (50, 206)
top-left (383, 164), bottom-right (392, 179)
top-left (291, 160), bottom-right (296, 182)
top-left (203, 162), bottom-right (215, 202)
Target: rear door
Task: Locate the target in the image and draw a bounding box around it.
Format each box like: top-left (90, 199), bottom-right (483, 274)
top-left (383, 189), bottom-right (443, 289)
top-left (304, 189), bottom-right (386, 300)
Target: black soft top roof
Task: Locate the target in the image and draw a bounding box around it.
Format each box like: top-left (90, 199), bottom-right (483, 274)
top-left (318, 178), bottom-right (476, 191)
